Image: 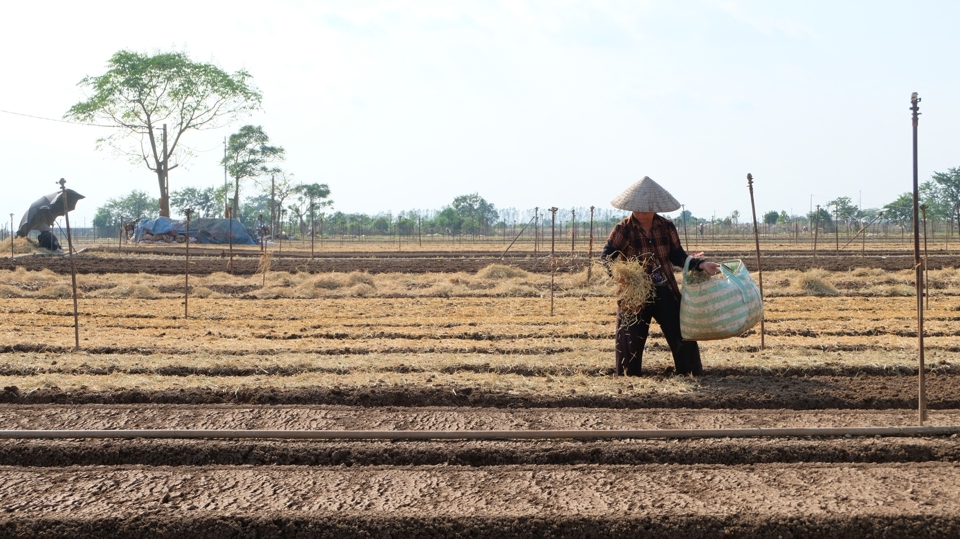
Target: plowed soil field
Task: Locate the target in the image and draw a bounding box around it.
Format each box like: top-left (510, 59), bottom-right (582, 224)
top-left (1, 247), bottom-right (958, 538)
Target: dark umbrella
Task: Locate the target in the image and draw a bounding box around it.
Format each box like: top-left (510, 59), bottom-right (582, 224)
top-left (16, 189), bottom-right (85, 238)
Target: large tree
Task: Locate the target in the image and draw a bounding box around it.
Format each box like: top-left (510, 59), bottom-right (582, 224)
top-left (289, 183), bottom-right (333, 235)
top-left (169, 185), bottom-right (225, 218)
top-left (66, 50), bottom-right (262, 217)
top-left (222, 125), bottom-right (285, 219)
top-left (450, 193), bottom-right (498, 235)
top-left (91, 190), bottom-right (157, 234)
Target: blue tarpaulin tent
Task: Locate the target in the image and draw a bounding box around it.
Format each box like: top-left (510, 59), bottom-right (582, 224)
top-left (133, 217), bottom-right (257, 245)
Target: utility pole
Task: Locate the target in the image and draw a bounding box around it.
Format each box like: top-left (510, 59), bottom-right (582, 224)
top-left (162, 124), bottom-right (169, 216)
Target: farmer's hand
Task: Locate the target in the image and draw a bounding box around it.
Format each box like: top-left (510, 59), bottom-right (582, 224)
top-left (700, 261), bottom-right (721, 275)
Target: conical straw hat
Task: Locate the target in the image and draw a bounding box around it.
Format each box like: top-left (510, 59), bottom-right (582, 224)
top-left (611, 176), bottom-right (681, 213)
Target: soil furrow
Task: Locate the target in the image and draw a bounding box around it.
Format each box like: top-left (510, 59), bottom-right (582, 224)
top-left (2, 374), bottom-right (959, 409)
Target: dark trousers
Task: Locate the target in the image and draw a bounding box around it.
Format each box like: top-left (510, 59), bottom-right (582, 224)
top-left (615, 285), bottom-right (703, 376)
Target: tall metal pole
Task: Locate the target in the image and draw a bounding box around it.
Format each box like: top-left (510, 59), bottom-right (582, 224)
top-left (746, 174), bottom-right (765, 349)
top-left (681, 204), bottom-right (688, 247)
top-left (549, 207), bottom-right (558, 316)
top-left (911, 92), bottom-right (927, 425)
top-left (184, 209), bottom-right (192, 319)
top-left (588, 206), bottom-right (595, 281)
top-left (834, 203), bottom-right (840, 254)
top-left (813, 205), bottom-right (820, 263)
top-left (921, 204), bottom-right (929, 309)
top-left (571, 209), bottom-right (576, 253)
top-left (225, 138), bottom-right (233, 273)
top-left (534, 207), bottom-right (539, 253)
top-left (59, 179), bottom-right (80, 351)
top-left (9, 213), bottom-right (13, 259)
top-left (310, 203), bottom-right (316, 259)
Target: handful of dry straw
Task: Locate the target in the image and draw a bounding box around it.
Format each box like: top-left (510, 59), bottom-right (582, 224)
top-left (607, 255), bottom-right (654, 317)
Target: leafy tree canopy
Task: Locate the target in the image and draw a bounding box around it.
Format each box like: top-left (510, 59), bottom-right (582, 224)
top-left (66, 50), bottom-right (262, 217)
top-left (222, 125), bottom-right (285, 216)
top-left (91, 190), bottom-right (158, 233)
top-left (169, 186), bottom-right (226, 218)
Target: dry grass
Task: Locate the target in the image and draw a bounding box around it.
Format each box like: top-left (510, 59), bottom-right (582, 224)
top-left (3, 256), bottom-right (960, 398)
top-left (606, 257), bottom-right (654, 318)
top-left (793, 269), bottom-right (840, 296)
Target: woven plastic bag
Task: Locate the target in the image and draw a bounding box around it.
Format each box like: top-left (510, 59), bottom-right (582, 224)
top-left (679, 257), bottom-right (763, 341)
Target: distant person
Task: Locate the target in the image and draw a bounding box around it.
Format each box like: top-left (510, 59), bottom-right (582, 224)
top-left (698, 223), bottom-right (704, 237)
top-left (601, 176), bottom-right (720, 377)
top-left (35, 223), bottom-right (61, 251)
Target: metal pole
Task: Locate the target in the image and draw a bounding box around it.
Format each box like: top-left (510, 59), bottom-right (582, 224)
top-left (834, 203), bottom-right (839, 254)
top-left (746, 174), bottom-right (765, 349)
top-left (9, 213), bottom-right (13, 259)
top-left (2, 425), bottom-right (959, 441)
top-left (500, 216), bottom-right (536, 259)
top-left (681, 204), bottom-right (688, 247)
top-left (534, 207), bottom-right (539, 253)
top-left (58, 179), bottom-right (80, 351)
top-left (921, 204), bottom-right (929, 309)
top-left (310, 204), bottom-right (315, 259)
top-left (588, 206), bottom-right (595, 281)
top-left (813, 205), bottom-right (820, 263)
top-left (571, 209), bottom-right (576, 253)
top-left (911, 92), bottom-right (927, 425)
top-left (184, 209), bottom-right (192, 318)
top-left (550, 207), bottom-right (558, 316)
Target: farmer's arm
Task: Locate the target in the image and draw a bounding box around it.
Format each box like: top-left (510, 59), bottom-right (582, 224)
top-left (666, 222), bottom-right (720, 275)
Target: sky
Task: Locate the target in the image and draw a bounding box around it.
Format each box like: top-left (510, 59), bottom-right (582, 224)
top-left (2, 0), bottom-right (960, 228)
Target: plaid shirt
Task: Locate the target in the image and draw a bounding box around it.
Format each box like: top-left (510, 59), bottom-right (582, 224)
top-left (601, 213), bottom-right (701, 302)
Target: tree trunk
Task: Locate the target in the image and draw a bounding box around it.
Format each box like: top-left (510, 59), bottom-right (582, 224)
top-left (233, 179), bottom-right (241, 221)
top-left (157, 169), bottom-right (170, 217)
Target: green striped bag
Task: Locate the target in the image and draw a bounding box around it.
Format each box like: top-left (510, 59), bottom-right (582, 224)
top-left (679, 257), bottom-right (763, 341)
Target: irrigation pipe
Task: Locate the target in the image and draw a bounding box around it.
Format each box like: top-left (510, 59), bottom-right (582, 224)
top-left (1, 426), bottom-right (959, 440)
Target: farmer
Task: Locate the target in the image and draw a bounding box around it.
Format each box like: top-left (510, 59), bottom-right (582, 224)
top-left (601, 176), bottom-right (721, 377)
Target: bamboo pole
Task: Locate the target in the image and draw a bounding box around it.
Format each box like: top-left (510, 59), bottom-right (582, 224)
top-left (1, 425), bottom-right (958, 441)
top-left (746, 174), bottom-right (765, 349)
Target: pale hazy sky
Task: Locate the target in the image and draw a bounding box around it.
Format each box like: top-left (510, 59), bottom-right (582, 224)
top-left (2, 0), bottom-right (959, 227)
